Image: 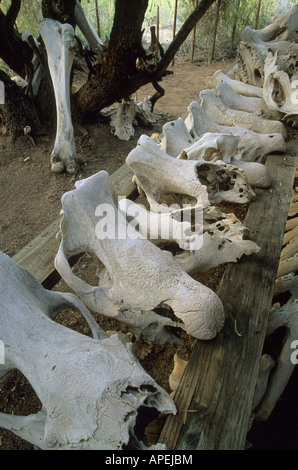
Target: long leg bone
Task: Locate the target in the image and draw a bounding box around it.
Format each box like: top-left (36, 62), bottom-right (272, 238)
top-left (39, 19), bottom-right (77, 174)
top-left (0, 251), bottom-right (176, 449)
top-left (54, 170), bottom-right (225, 344)
top-left (74, 0), bottom-right (104, 54)
top-left (185, 101), bottom-right (287, 162)
top-left (126, 135), bottom-right (256, 208)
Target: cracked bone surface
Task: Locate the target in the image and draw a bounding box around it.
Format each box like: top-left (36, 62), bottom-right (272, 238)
top-left (255, 299), bottom-right (298, 422)
top-left (110, 100), bottom-right (136, 141)
top-left (0, 251), bottom-right (176, 450)
top-left (39, 19), bottom-right (77, 174)
top-left (263, 51), bottom-right (298, 116)
top-left (200, 89), bottom-right (287, 138)
top-left (127, 135), bottom-right (256, 207)
top-left (54, 170), bottom-right (225, 344)
top-left (185, 101), bottom-right (286, 162)
top-left (173, 207), bottom-right (260, 274)
top-left (178, 133), bottom-right (271, 189)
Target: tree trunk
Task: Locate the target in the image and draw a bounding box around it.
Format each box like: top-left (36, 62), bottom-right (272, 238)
top-left (74, 0), bottom-right (217, 122)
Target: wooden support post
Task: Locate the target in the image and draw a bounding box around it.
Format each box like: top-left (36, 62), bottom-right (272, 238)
top-left (95, 0), bottom-right (100, 37)
top-left (172, 0), bottom-right (178, 65)
top-left (191, 0), bottom-right (198, 62)
top-left (255, 0), bottom-right (262, 29)
top-left (210, 0), bottom-right (221, 62)
top-left (157, 5), bottom-right (160, 41)
top-left (229, 0), bottom-right (240, 57)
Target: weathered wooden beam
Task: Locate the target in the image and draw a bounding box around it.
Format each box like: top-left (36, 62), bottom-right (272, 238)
top-left (159, 140), bottom-right (298, 450)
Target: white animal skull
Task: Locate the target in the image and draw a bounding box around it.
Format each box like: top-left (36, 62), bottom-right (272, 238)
top-left (39, 19), bottom-right (77, 174)
top-left (216, 81), bottom-right (282, 120)
top-left (185, 101), bottom-right (286, 162)
top-left (207, 70), bottom-right (264, 98)
top-left (126, 135), bottom-right (256, 208)
top-left (200, 89), bottom-right (287, 138)
top-left (54, 170), bottom-right (225, 344)
top-left (0, 251), bottom-right (175, 450)
top-left (263, 51), bottom-right (298, 116)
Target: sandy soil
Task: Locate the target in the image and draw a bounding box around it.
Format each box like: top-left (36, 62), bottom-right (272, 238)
top-left (0, 58), bottom-right (297, 451)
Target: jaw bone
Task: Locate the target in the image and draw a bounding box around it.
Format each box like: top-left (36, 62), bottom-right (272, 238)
top-left (200, 88), bottom-right (287, 139)
top-left (185, 101), bottom-right (287, 162)
top-left (54, 170), bottom-right (225, 344)
top-left (39, 19), bottom-right (77, 174)
top-left (126, 135), bottom-right (256, 207)
top-left (0, 251), bottom-right (175, 450)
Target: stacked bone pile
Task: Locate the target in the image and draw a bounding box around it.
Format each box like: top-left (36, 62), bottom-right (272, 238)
top-left (0, 5), bottom-right (297, 451)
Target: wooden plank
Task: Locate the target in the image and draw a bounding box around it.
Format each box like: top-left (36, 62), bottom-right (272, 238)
top-left (13, 164), bottom-right (136, 286)
top-left (159, 146), bottom-right (298, 450)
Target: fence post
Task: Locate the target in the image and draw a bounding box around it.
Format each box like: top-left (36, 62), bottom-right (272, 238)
top-left (255, 0), bottom-right (262, 29)
top-left (210, 0), bottom-right (221, 62)
top-left (95, 0), bottom-right (100, 37)
top-left (191, 0), bottom-right (198, 62)
top-left (172, 0), bottom-right (178, 65)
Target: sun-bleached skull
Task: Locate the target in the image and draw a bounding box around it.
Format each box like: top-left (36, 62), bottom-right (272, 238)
top-left (160, 117), bottom-right (196, 158)
top-left (126, 135), bottom-right (256, 208)
top-left (199, 88), bottom-right (287, 138)
top-left (54, 170), bottom-right (225, 344)
top-left (185, 101), bottom-right (286, 162)
top-left (0, 251), bottom-right (176, 450)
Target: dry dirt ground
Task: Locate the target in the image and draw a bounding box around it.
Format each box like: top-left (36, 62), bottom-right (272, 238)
top-left (0, 58), bottom-right (297, 451)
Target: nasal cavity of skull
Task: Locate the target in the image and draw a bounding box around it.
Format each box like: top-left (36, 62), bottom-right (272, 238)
top-left (254, 68), bottom-right (263, 87)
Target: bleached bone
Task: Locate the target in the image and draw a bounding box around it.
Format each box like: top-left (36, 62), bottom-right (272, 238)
top-left (0, 251), bottom-right (175, 450)
top-left (110, 100), bottom-right (136, 141)
top-left (127, 135), bottom-right (256, 208)
top-left (169, 353), bottom-right (188, 394)
top-left (255, 299), bottom-right (298, 421)
top-left (39, 19), bottom-right (77, 174)
top-left (207, 70), bottom-right (264, 98)
top-left (173, 208), bottom-right (260, 274)
top-left (216, 81), bottom-right (282, 119)
top-left (274, 272), bottom-right (298, 297)
top-left (237, 41), bottom-right (268, 87)
top-left (276, 253), bottom-right (298, 278)
top-left (54, 171), bottom-right (225, 343)
top-left (136, 96), bottom-right (159, 125)
top-left (241, 5), bottom-right (298, 43)
top-left (160, 117), bottom-right (196, 158)
top-left (178, 133), bottom-right (240, 163)
top-left (200, 89), bottom-right (287, 138)
top-left (252, 354), bottom-right (275, 413)
top-left (74, 0), bottom-right (104, 54)
top-left (118, 198), bottom-right (203, 251)
top-left (185, 101), bottom-right (286, 162)
top-left (263, 51), bottom-right (298, 116)
top-left (177, 133), bottom-right (272, 189)
top-left (119, 201), bottom-right (260, 274)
